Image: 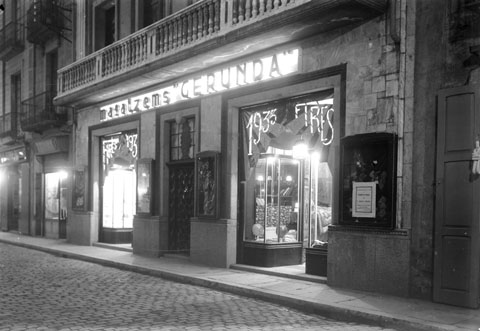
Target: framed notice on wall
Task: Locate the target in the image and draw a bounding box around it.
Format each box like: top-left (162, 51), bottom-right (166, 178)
top-left (136, 158), bottom-right (154, 215)
top-left (72, 167), bottom-right (87, 211)
top-left (340, 133), bottom-right (397, 229)
top-left (352, 182), bottom-right (376, 218)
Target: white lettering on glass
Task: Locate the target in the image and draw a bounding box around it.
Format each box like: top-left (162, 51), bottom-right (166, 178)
top-left (294, 102), bottom-right (334, 145)
top-left (102, 133), bottom-right (138, 167)
top-left (247, 100), bottom-right (334, 155)
top-left (246, 109), bottom-right (278, 155)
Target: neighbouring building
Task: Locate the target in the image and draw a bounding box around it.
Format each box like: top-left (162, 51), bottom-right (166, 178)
top-left (2, 0), bottom-right (480, 309)
top-left (0, 0), bottom-right (74, 239)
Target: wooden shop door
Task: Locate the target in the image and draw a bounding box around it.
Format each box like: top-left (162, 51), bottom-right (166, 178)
top-left (167, 162), bottom-right (195, 255)
top-left (434, 85), bottom-right (480, 308)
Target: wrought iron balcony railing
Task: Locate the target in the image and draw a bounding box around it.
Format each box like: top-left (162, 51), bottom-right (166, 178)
top-left (56, 0), bottom-right (307, 97)
top-left (27, 0), bottom-right (71, 45)
top-left (21, 91), bottom-right (69, 132)
top-left (0, 22), bottom-right (25, 61)
top-left (0, 113), bottom-right (13, 137)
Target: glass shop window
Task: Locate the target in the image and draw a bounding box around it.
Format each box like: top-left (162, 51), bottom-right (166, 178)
top-left (241, 90), bottom-right (335, 246)
top-left (169, 117), bottom-right (195, 161)
top-left (250, 153), bottom-right (301, 243)
top-left (45, 172), bottom-right (68, 220)
top-left (101, 130), bottom-right (138, 229)
top-left (102, 169), bottom-right (136, 228)
top-left (308, 157), bottom-right (332, 248)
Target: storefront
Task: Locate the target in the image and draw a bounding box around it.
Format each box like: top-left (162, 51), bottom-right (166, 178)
top-left (239, 91), bottom-right (335, 271)
top-left (46, 0), bottom-right (480, 305)
top-left (100, 129), bottom-right (138, 244)
top-left (31, 135), bottom-right (70, 239)
top-left (71, 45), bottom-right (349, 274)
top-left (0, 146), bottom-right (27, 233)
top-left (43, 168), bottom-right (68, 239)
top-left (70, 24), bottom-right (408, 292)
top-left (81, 121), bottom-right (140, 245)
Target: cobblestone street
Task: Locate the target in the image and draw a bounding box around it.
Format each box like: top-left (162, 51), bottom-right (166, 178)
top-left (0, 243), bottom-right (399, 331)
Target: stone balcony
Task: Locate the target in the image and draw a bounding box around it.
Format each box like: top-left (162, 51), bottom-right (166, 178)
top-left (55, 0), bottom-right (387, 108)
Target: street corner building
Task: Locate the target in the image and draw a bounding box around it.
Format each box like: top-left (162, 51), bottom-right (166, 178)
top-left (0, 0), bottom-right (479, 309)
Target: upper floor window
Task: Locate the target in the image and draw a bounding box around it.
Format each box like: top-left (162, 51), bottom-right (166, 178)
top-left (165, 0), bottom-right (199, 16)
top-left (46, 50), bottom-right (58, 96)
top-left (140, 0), bottom-right (163, 29)
top-left (1, 72), bottom-right (21, 137)
top-left (94, 0), bottom-right (116, 51)
top-left (10, 72), bottom-right (21, 135)
top-left (88, 0), bottom-right (202, 53)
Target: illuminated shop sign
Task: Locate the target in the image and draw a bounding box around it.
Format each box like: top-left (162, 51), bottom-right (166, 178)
top-left (100, 48), bottom-right (300, 122)
top-left (241, 91), bottom-right (334, 156)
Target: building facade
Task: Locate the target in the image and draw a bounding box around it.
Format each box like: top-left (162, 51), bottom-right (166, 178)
top-left (2, 0), bottom-right (480, 309)
top-left (0, 0), bottom-right (74, 239)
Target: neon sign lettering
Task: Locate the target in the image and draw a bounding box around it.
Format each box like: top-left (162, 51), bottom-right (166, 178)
top-left (246, 109), bottom-right (278, 153)
top-left (295, 102), bottom-right (334, 144)
top-left (246, 100), bottom-right (334, 155)
top-left (100, 49), bottom-right (299, 122)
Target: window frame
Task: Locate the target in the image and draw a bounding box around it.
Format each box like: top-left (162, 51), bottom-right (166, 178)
top-left (246, 154), bottom-right (302, 244)
top-left (92, 0), bottom-right (118, 51)
top-left (168, 115), bottom-right (196, 162)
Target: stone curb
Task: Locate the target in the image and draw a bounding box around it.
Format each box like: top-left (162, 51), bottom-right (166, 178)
top-left (0, 238), bottom-right (453, 331)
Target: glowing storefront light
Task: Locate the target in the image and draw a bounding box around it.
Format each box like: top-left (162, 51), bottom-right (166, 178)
top-left (292, 138), bottom-right (309, 159)
top-left (45, 172), bottom-right (68, 221)
top-left (101, 130), bottom-right (138, 230)
top-left (102, 169), bottom-right (135, 229)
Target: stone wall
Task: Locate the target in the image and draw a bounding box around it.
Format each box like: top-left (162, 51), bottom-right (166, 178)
top-left (328, 229), bottom-right (410, 296)
top-left (410, 0), bottom-right (480, 299)
top-left (299, 10), bottom-right (412, 295)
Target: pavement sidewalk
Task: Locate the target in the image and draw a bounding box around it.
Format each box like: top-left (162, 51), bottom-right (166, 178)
top-left (0, 231), bottom-right (478, 331)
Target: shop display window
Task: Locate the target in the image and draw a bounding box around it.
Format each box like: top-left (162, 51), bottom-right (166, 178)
top-left (308, 158), bottom-right (332, 248)
top-left (102, 169), bottom-right (136, 228)
top-left (136, 158), bottom-right (154, 215)
top-left (101, 130), bottom-right (138, 229)
top-left (339, 133), bottom-right (397, 228)
top-left (245, 151), bottom-right (301, 243)
top-left (72, 167), bottom-right (87, 211)
top-left (241, 90), bottom-right (335, 249)
top-left (45, 172), bottom-right (68, 220)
